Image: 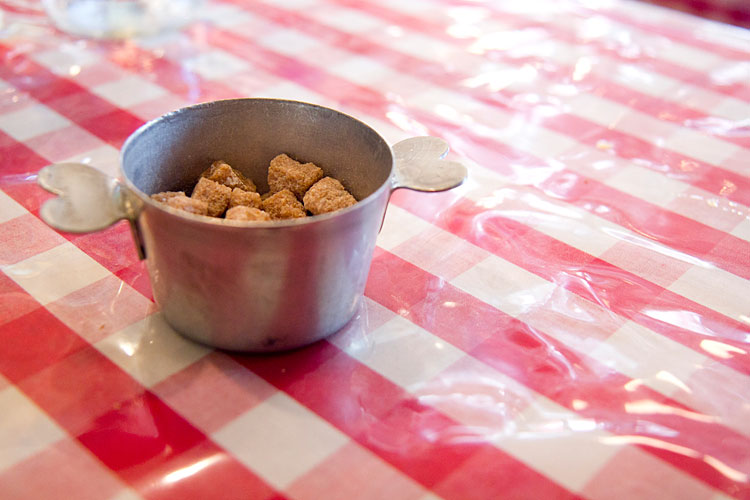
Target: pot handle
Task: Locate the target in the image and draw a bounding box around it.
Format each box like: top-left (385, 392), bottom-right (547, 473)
top-left (37, 163), bottom-right (146, 259)
top-left (391, 137), bottom-right (467, 192)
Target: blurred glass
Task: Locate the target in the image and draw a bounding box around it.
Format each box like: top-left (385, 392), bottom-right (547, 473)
top-left (42, 0), bottom-right (204, 39)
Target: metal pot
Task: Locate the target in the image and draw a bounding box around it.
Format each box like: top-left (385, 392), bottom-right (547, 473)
top-left (38, 98), bottom-right (466, 351)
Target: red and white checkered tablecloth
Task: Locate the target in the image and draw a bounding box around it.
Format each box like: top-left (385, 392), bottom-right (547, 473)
top-left (1, 0), bottom-right (749, 498)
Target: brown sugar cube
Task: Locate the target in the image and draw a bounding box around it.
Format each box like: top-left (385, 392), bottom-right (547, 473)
top-left (303, 177), bottom-right (357, 215)
top-left (268, 154), bottom-right (324, 199)
top-left (201, 160), bottom-right (257, 192)
top-left (229, 188), bottom-right (262, 209)
top-left (225, 206), bottom-right (272, 222)
top-left (191, 177), bottom-right (232, 217)
top-left (165, 194), bottom-right (209, 216)
top-left (262, 189), bottom-right (307, 220)
top-left (151, 191), bottom-right (186, 204)
top-left (152, 191), bottom-right (208, 216)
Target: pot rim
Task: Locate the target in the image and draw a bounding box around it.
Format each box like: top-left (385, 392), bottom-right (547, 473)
top-left (119, 97), bottom-right (395, 229)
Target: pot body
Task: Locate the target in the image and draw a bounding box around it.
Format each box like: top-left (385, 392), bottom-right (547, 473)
top-left (121, 99), bottom-right (394, 351)
top-left (138, 190), bottom-right (388, 351)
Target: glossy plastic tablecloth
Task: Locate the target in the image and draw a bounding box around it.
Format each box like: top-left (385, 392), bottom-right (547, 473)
top-left (1, 0), bottom-right (749, 498)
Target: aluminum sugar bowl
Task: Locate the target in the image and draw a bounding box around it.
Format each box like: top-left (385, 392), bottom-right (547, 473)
top-left (38, 98), bottom-right (466, 351)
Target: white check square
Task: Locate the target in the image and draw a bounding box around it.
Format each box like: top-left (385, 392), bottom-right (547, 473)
top-left (607, 164), bottom-right (688, 208)
top-left (327, 56), bottom-right (395, 87)
top-left (258, 0), bottom-right (318, 8)
top-left (376, 205), bottom-right (432, 251)
top-left (656, 39), bottom-right (723, 73)
top-left (731, 218), bottom-right (750, 243)
top-left (60, 145), bottom-right (121, 179)
top-left (497, 396), bottom-right (619, 492)
top-left (712, 96), bottom-right (750, 122)
top-left (32, 43), bottom-right (100, 75)
top-left (0, 386), bottom-right (66, 470)
top-left (91, 76), bottom-right (168, 109)
top-left (590, 320), bottom-right (706, 397)
top-left (307, 6), bottom-right (385, 34)
top-left (0, 189), bottom-right (27, 224)
top-left (610, 62), bottom-right (676, 98)
top-left (196, 3), bottom-right (253, 27)
top-left (254, 82), bottom-right (330, 106)
top-left (184, 50), bottom-right (250, 81)
top-left (95, 313), bottom-right (211, 388)
top-left (0, 104), bottom-right (71, 141)
top-left (254, 28), bottom-right (321, 57)
top-left (213, 392), bottom-right (348, 489)
top-left (107, 489), bottom-right (144, 500)
top-left (451, 255), bottom-right (557, 318)
top-left (332, 315), bottom-right (465, 390)
top-left (2, 242), bottom-right (111, 305)
top-left (669, 265), bottom-right (750, 322)
top-left (664, 128), bottom-right (740, 167)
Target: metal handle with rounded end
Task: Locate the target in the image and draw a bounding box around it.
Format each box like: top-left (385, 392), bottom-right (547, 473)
top-left (37, 163), bottom-right (146, 258)
top-left (391, 136), bottom-right (467, 192)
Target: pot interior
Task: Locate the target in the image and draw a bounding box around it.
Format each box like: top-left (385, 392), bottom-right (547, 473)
top-left (121, 99), bottom-right (393, 201)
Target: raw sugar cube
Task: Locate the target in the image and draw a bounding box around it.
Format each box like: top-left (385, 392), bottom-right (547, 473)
top-left (225, 206), bottom-right (271, 221)
top-left (192, 177), bottom-right (232, 217)
top-left (229, 187), bottom-right (262, 209)
top-left (262, 188), bottom-right (307, 219)
top-left (268, 153), bottom-right (323, 199)
top-left (201, 160), bottom-right (257, 192)
top-left (150, 191), bottom-right (209, 216)
top-left (303, 177), bottom-right (356, 215)
top-left (167, 195), bottom-right (209, 215)
top-left (151, 191), bottom-right (186, 204)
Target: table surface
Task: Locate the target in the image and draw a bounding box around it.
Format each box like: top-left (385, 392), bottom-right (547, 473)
top-left (1, 0), bottom-right (749, 499)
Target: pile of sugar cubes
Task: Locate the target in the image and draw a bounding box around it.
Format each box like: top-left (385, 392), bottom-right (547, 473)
top-left (151, 154), bottom-right (357, 222)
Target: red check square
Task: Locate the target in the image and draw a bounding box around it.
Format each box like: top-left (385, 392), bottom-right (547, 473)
top-left (25, 125), bottom-right (104, 164)
top-left (46, 274), bottom-right (156, 344)
top-left (0, 214), bottom-right (66, 266)
top-left (0, 308), bottom-right (89, 384)
top-left (71, 220), bottom-right (141, 275)
top-left (0, 438), bottom-right (127, 500)
top-left (288, 442), bottom-right (426, 500)
top-left (75, 391), bottom-right (205, 482)
top-left (0, 271), bottom-right (41, 327)
top-left (18, 347), bottom-right (144, 437)
top-left (153, 352), bottom-right (276, 434)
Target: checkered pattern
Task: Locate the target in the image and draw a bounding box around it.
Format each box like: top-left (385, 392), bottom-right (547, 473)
top-left (0, 0), bottom-right (749, 498)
